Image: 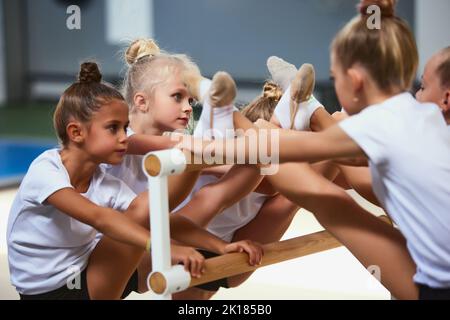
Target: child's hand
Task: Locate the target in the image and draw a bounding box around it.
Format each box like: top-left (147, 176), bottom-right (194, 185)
top-left (223, 240), bottom-right (264, 266)
top-left (171, 244), bottom-right (205, 278)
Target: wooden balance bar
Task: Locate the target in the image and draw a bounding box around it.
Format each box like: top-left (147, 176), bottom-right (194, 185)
top-left (149, 216), bottom-right (391, 293)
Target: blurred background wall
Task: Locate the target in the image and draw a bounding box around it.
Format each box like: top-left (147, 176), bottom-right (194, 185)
top-left (0, 0), bottom-right (448, 134)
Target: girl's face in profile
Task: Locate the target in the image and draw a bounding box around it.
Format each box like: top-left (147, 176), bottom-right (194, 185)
top-left (149, 71), bottom-right (194, 135)
top-left (416, 53), bottom-right (449, 113)
top-left (83, 99), bottom-right (129, 165)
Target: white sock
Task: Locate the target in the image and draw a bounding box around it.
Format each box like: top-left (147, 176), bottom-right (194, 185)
top-left (193, 99), bottom-right (235, 139)
top-left (267, 56), bottom-right (298, 92)
top-left (273, 86), bottom-right (324, 131)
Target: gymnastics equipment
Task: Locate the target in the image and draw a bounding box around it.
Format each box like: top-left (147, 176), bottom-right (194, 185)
top-left (143, 148), bottom-right (390, 299)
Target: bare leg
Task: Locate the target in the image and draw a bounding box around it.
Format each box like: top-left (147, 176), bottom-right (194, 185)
top-left (86, 193), bottom-right (149, 300)
top-left (233, 194), bottom-right (299, 244)
top-left (227, 194), bottom-right (299, 287)
top-left (337, 165), bottom-right (380, 206)
top-left (264, 162), bottom-right (418, 300)
top-left (168, 171), bottom-right (201, 210)
top-left (174, 165), bottom-right (263, 227)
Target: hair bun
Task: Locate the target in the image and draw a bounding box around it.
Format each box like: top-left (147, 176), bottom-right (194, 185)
top-left (358, 0), bottom-right (397, 18)
top-left (262, 81), bottom-right (283, 102)
top-left (78, 62), bottom-right (102, 84)
top-left (125, 39), bottom-right (161, 65)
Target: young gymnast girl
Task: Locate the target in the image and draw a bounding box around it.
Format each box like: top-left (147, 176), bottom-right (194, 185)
top-left (102, 39), bottom-right (273, 299)
top-left (181, 0), bottom-right (450, 300)
top-left (6, 62), bottom-right (263, 300)
top-left (107, 38), bottom-right (317, 299)
top-left (311, 46), bottom-right (450, 210)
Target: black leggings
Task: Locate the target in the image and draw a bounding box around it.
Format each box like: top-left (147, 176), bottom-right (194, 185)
top-left (19, 268), bottom-right (138, 300)
top-left (419, 284), bottom-right (450, 300)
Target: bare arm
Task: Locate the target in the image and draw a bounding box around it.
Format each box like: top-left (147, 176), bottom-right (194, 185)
top-left (338, 165), bottom-right (380, 206)
top-left (127, 133), bottom-right (181, 155)
top-left (277, 126), bottom-right (366, 164)
top-left (47, 188), bottom-right (150, 250)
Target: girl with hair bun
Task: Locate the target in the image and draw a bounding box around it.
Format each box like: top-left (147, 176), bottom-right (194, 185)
top-left (107, 38), bottom-right (303, 299)
top-left (7, 61), bottom-right (263, 300)
top-left (183, 0), bottom-right (450, 300)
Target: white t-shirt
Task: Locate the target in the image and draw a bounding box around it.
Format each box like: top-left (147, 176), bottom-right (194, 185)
top-left (104, 128), bottom-right (147, 195)
top-left (7, 149), bottom-right (136, 295)
top-left (339, 92), bottom-right (450, 288)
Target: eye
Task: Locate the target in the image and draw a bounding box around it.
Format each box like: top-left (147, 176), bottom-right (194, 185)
top-left (173, 93), bottom-right (182, 102)
top-left (107, 124), bottom-right (118, 133)
top-left (188, 97), bottom-right (196, 106)
top-left (123, 124), bottom-right (129, 133)
top-left (329, 76), bottom-right (335, 83)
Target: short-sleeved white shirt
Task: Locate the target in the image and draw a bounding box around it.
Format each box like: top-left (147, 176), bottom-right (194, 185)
top-left (7, 149), bottom-right (136, 295)
top-left (339, 93), bottom-right (450, 288)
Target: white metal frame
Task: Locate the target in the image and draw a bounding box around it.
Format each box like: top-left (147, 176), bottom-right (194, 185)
top-left (142, 149), bottom-right (192, 299)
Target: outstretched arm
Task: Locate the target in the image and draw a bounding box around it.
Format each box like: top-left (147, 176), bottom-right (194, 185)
top-left (179, 124), bottom-right (365, 167)
top-left (127, 133), bottom-right (181, 155)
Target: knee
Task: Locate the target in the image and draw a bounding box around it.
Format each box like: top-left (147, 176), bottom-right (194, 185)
top-left (196, 184), bottom-right (227, 210)
top-left (126, 193), bottom-right (150, 228)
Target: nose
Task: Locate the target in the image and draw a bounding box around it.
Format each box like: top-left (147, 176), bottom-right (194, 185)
top-left (183, 99), bottom-right (193, 115)
top-left (118, 129), bottom-right (128, 144)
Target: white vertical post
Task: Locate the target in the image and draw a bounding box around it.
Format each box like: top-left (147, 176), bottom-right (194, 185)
top-left (143, 149), bottom-right (189, 299)
top-left (148, 175), bottom-right (172, 300)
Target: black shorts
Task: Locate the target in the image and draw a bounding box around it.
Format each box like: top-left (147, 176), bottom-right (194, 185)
top-left (19, 250), bottom-right (227, 300)
top-left (19, 268), bottom-right (138, 300)
top-left (419, 284), bottom-right (450, 300)
top-left (194, 250), bottom-right (229, 292)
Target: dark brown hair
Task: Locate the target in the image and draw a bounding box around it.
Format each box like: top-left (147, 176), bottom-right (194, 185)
top-left (53, 62), bottom-right (125, 146)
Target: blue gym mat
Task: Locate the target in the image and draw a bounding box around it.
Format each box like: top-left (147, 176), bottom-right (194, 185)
top-left (0, 138), bottom-right (57, 187)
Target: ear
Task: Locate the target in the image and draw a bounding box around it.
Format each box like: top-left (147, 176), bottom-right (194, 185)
top-left (66, 122), bottom-right (85, 144)
top-left (442, 90), bottom-right (450, 113)
top-left (347, 68), bottom-right (364, 93)
top-left (133, 92), bottom-right (150, 113)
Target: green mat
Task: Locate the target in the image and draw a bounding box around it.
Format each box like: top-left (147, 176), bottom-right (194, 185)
top-left (0, 103), bottom-right (203, 139)
top-left (0, 103), bottom-right (56, 139)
